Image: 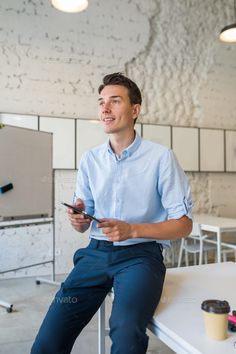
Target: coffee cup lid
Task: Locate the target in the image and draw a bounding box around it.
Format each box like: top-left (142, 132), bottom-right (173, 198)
top-left (201, 299), bottom-right (230, 314)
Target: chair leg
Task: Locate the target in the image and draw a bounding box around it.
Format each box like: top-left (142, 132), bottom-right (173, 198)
top-left (198, 251), bottom-right (203, 265)
top-left (171, 247), bottom-right (175, 267)
top-left (177, 247), bottom-right (183, 267)
top-left (185, 250), bottom-right (189, 266)
top-left (98, 301), bottom-right (106, 354)
top-left (193, 253), bottom-right (197, 265)
top-left (177, 239), bottom-right (185, 267)
top-left (193, 239), bottom-right (197, 265)
top-left (221, 250), bottom-right (236, 263)
top-left (203, 251), bottom-right (208, 264)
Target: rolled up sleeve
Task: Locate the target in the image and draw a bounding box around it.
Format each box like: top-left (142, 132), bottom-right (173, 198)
top-left (157, 149), bottom-right (193, 220)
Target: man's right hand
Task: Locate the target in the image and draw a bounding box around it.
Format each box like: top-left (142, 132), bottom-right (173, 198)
top-left (67, 198), bottom-right (91, 233)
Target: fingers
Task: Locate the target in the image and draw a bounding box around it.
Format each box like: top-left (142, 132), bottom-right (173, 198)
top-left (66, 198), bottom-right (85, 220)
top-left (74, 198), bottom-right (85, 210)
top-left (97, 218), bottom-right (115, 228)
top-left (69, 217), bottom-right (91, 229)
top-left (97, 221), bottom-right (112, 238)
top-left (98, 220), bottom-right (120, 238)
top-left (67, 208), bottom-right (91, 227)
top-left (97, 219), bottom-right (131, 241)
top-left (67, 210), bottom-right (88, 221)
top-left (71, 218), bottom-right (91, 227)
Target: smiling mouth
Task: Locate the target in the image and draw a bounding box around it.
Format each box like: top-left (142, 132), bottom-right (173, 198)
top-left (103, 117), bottom-right (115, 123)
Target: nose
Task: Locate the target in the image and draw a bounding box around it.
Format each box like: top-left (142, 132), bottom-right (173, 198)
top-left (102, 101), bottom-right (111, 113)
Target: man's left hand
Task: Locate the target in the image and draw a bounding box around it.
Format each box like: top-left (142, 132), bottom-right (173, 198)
top-left (97, 219), bottom-right (133, 241)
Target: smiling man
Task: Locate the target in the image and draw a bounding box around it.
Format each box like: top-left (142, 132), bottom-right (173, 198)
top-left (31, 73), bottom-right (192, 354)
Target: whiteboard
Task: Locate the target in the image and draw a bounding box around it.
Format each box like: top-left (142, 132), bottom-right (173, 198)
top-left (200, 129), bottom-right (224, 171)
top-left (172, 127), bottom-right (199, 171)
top-left (142, 124), bottom-right (171, 148)
top-left (0, 113), bottom-right (38, 129)
top-left (0, 125), bottom-right (53, 221)
top-left (40, 117), bottom-right (75, 169)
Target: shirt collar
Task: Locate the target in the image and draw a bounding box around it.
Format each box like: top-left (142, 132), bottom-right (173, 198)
top-left (107, 130), bottom-right (142, 158)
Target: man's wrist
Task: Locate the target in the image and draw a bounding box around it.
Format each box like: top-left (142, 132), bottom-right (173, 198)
top-left (130, 223), bottom-right (139, 238)
top-left (76, 223), bottom-right (90, 233)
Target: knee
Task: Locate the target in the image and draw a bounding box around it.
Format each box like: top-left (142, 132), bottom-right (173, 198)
top-left (109, 317), bottom-right (149, 354)
top-left (31, 335), bottom-right (50, 354)
top-left (109, 314), bottom-right (147, 338)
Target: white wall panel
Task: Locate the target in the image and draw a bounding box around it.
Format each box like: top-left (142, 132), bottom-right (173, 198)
top-left (40, 117), bottom-right (75, 169)
top-left (200, 129), bottom-right (224, 172)
top-left (226, 130), bottom-right (236, 172)
top-left (76, 120), bottom-right (107, 168)
top-left (173, 127), bottom-right (199, 171)
top-left (143, 124), bottom-right (171, 148)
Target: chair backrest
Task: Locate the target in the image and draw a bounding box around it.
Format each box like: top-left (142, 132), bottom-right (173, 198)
top-left (178, 221), bottom-right (214, 266)
top-left (190, 222), bottom-right (203, 239)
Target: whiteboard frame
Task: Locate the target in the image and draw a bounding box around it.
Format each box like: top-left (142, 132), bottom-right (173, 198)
top-left (0, 113), bottom-right (38, 130)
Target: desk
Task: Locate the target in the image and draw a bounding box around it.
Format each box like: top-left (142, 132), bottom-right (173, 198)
top-left (149, 262), bottom-right (236, 354)
top-left (194, 214), bottom-right (236, 263)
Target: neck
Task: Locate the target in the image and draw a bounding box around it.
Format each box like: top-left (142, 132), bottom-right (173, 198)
top-left (109, 129), bottom-right (135, 157)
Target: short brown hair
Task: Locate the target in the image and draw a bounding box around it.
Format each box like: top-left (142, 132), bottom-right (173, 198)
top-left (98, 72), bottom-right (142, 124)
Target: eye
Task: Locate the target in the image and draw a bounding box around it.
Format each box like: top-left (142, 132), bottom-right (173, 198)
top-left (111, 99), bottom-right (120, 104)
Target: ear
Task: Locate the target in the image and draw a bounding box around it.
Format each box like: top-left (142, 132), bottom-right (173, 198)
top-left (132, 104), bottom-right (141, 120)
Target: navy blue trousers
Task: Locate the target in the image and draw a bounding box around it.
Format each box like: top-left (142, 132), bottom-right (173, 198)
top-left (31, 239), bottom-right (166, 354)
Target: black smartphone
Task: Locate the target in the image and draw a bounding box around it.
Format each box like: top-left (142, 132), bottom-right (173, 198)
top-left (61, 202), bottom-right (101, 223)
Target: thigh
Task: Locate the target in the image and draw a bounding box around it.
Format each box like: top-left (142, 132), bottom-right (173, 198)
top-left (111, 246), bottom-right (166, 324)
top-left (31, 245), bottom-right (113, 354)
top-left (32, 286), bottom-right (109, 354)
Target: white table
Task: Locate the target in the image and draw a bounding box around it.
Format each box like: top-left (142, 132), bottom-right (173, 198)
top-left (148, 262), bottom-right (236, 354)
top-left (194, 214), bottom-right (236, 263)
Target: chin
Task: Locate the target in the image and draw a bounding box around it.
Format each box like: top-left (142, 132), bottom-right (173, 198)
top-left (103, 126), bottom-right (116, 134)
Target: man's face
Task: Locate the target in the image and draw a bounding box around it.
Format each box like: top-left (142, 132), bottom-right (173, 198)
top-left (98, 85), bottom-right (140, 135)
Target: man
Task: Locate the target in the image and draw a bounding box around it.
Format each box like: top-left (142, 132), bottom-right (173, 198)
top-left (31, 73), bottom-right (192, 354)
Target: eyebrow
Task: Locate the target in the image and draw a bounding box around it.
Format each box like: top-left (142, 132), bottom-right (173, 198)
top-left (98, 95), bottom-right (122, 101)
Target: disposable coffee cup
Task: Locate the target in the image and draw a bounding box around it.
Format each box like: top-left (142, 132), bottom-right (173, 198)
top-left (201, 299), bottom-right (230, 340)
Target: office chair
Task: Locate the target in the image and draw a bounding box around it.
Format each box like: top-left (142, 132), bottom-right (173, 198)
top-left (177, 222), bottom-right (218, 267)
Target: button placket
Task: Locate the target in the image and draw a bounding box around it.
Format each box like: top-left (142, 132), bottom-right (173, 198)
top-left (114, 159), bottom-right (122, 219)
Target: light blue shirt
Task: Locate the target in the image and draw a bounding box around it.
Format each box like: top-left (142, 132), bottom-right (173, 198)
top-left (74, 131), bottom-right (192, 247)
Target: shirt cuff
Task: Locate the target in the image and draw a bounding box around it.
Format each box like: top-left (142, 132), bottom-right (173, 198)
top-left (167, 198), bottom-right (193, 220)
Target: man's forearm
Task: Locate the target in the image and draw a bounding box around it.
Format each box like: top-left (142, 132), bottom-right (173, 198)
top-left (130, 216), bottom-right (192, 240)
